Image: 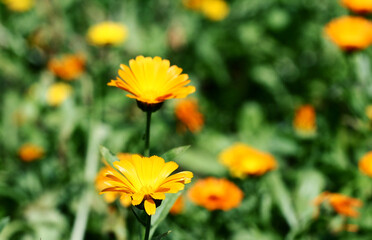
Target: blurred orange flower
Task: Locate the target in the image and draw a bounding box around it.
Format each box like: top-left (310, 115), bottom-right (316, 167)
top-left (46, 83), bottom-right (72, 106)
top-left (108, 56), bottom-right (195, 111)
top-left (342, 0), bottom-right (372, 14)
top-left (325, 16), bottom-right (372, 51)
top-left (18, 143), bottom-right (44, 162)
top-left (170, 196), bottom-right (185, 215)
top-left (219, 143), bottom-right (277, 178)
top-left (1, 0), bottom-right (33, 12)
top-left (183, 0), bottom-right (202, 10)
top-left (48, 54), bottom-right (85, 81)
top-left (359, 151), bottom-right (372, 177)
top-left (314, 192), bottom-right (362, 218)
top-left (87, 21), bottom-right (128, 46)
top-left (175, 99), bottom-right (204, 133)
top-left (188, 177), bottom-right (243, 211)
top-left (293, 105), bottom-right (316, 136)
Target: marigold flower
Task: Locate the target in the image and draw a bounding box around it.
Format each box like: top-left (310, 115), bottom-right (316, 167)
top-left (98, 154), bottom-right (193, 215)
top-left (358, 151), bottom-right (372, 177)
top-left (87, 21), bottom-right (128, 46)
top-left (48, 54), bottom-right (85, 81)
top-left (170, 196), bottom-right (185, 215)
top-left (293, 105), bottom-right (316, 136)
top-left (46, 83), bottom-right (72, 106)
top-left (18, 143), bottom-right (44, 162)
top-left (314, 192), bottom-right (362, 218)
top-left (342, 0), bottom-right (372, 14)
top-left (219, 143), bottom-right (277, 178)
top-left (108, 56), bottom-right (195, 111)
top-left (1, 0), bottom-right (33, 12)
top-left (325, 16), bottom-right (372, 51)
top-left (200, 0), bottom-right (229, 21)
top-left (188, 177), bottom-right (243, 211)
top-left (366, 105), bottom-right (372, 120)
top-left (175, 99), bottom-right (204, 133)
top-left (183, 0), bottom-right (203, 10)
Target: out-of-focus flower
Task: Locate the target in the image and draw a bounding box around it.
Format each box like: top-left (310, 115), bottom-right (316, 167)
top-left (219, 143), bottom-right (277, 178)
top-left (183, 0), bottom-right (202, 10)
top-left (98, 155), bottom-right (193, 215)
top-left (87, 21), bottom-right (128, 46)
top-left (170, 196), bottom-right (185, 215)
top-left (188, 177), bottom-right (243, 211)
top-left (175, 99), bottom-right (204, 133)
top-left (359, 151), bottom-right (372, 177)
top-left (48, 54), bottom-right (85, 81)
top-left (46, 83), bottom-right (72, 106)
top-left (342, 0), bottom-right (372, 14)
top-left (325, 16), bottom-right (372, 51)
top-left (1, 0), bottom-right (33, 12)
top-left (18, 143), bottom-right (44, 162)
top-left (108, 56), bottom-right (195, 112)
top-left (167, 24), bottom-right (187, 50)
top-left (365, 105), bottom-right (372, 120)
top-left (314, 192), bottom-right (362, 218)
top-left (200, 0), bottom-right (229, 21)
top-left (293, 105), bottom-right (316, 136)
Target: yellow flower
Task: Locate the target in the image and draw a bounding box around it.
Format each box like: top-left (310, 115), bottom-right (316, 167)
top-left (2, 0), bottom-right (33, 12)
top-left (325, 16), bottom-right (372, 51)
top-left (342, 0), bottom-right (372, 14)
top-left (293, 105), bottom-right (316, 136)
top-left (169, 196), bottom-right (185, 215)
top-left (18, 143), bottom-right (44, 162)
top-left (87, 21), bottom-right (128, 46)
top-left (46, 83), bottom-right (72, 106)
top-left (314, 192), bottom-right (362, 218)
top-left (108, 56), bottom-right (195, 111)
top-left (175, 99), bottom-right (204, 133)
top-left (219, 143), bottom-right (277, 178)
top-left (365, 105), bottom-right (372, 120)
top-left (48, 54), bottom-right (85, 81)
top-left (359, 151), bottom-right (372, 177)
top-left (188, 177), bottom-right (243, 211)
top-left (98, 154), bottom-right (193, 215)
top-left (200, 0), bottom-right (229, 21)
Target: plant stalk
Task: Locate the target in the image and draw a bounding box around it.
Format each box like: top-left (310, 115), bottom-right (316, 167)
top-left (144, 215), bottom-right (151, 240)
top-left (144, 111), bottom-right (152, 157)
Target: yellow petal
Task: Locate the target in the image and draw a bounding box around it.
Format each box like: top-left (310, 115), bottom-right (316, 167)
top-left (145, 199), bottom-right (156, 215)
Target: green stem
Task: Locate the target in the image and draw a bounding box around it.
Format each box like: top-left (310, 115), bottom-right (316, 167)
top-left (144, 214), bottom-right (151, 240)
top-left (144, 111), bottom-right (152, 157)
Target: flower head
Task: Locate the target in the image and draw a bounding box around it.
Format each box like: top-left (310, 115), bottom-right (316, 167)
top-left (200, 0), bottom-right (229, 21)
top-left (87, 21), bottom-right (128, 46)
top-left (293, 105), bottom-right (316, 136)
top-left (170, 196), bottom-right (185, 215)
top-left (219, 143), bottom-right (277, 178)
top-left (98, 154), bottom-right (193, 215)
top-left (108, 56), bottom-right (195, 111)
top-left (46, 83), bottom-right (72, 106)
top-left (342, 0), bottom-right (372, 14)
top-left (188, 177), bottom-right (243, 211)
top-left (183, 0), bottom-right (203, 10)
top-left (1, 0), bottom-right (33, 12)
top-left (366, 105), bottom-right (372, 120)
top-left (359, 151), bottom-right (372, 177)
top-left (175, 99), bottom-right (204, 133)
top-left (314, 192), bottom-right (362, 218)
top-left (48, 54), bottom-right (85, 81)
top-left (18, 143), bottom-right (44, 162)
top-left (325, 16), bottom-right (372, 51)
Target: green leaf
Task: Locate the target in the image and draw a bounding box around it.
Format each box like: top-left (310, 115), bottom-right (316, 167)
top-left (0, 217), bottom-right (9, 233)
top-left (149, 192), bottom-right (181, 238)
top-left (153, 230), bottom-right (172, 240)
top-left (161, 145), bottom-right (190, 162)
top-left (99, 145), bottom-right (120, 169)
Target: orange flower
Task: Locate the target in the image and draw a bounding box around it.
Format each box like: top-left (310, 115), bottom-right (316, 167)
top-left (359, 151), bottom-right (372, 177)
top-left (293, 105), bottom-right (316, 136)
top-left (48, 54), bottom-right (85, 80)
top-left (219, 143), bottom-right (277, 178)
top-left (325, 16), bottom-right (372, 51)
top-left (175, 99), bottom-right (204, 133)
top-left (183, 0), bottom-right (202, 10)
top-left (170, 196), bottom-right (185, 215)
top-left (342, 0), bottom-right (372, 14)
top-left (18, 143), bottom-right (44, 162)
top-left (188, 177), bottom-right (243, 211)
top-left (314, 192), bottom-right (362, 218)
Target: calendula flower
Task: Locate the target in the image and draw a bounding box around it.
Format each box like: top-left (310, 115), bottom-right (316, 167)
top-left (325, 16), bottom-right (372, 51)
top-left (293, 105), bottom-right (316, 136)
top-left (1, 0), bottom-right (33, 12)
top-left (108, 56), bottom-right (195, 112)
top-left (188, 177), bottom-right (243, 211)
top-left (183, 0), bottom-right (202, 10)
top-left (200, 0), bottom-right (229, 21)
top-left (314, 192), bottom-right (362, 218)
top-left (342, 0), bottom-right (372, 14)
top-left (219, 143), bottom-right (277, 178)
top-left (359, 151), bottom-right (372, 177)
top-left (170, 196), bottom-right (185, 215)
top-left (175, 99), bottom-right (204, 133)
top-left (46, 83), bottom-right (72, 106)
top-left (365, 105), bottom-right (372, 120)
top-left (98, 155), bottom-right (193, 215)
top-left (18, 143), bottom-right (44, 162)
top-left (87, 21), bottom-right (128, 46)
top-left (48, 54), bottom-right (85, 81)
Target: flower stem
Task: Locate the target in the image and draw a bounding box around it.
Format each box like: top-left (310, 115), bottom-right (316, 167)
top-left (144, 214), bottom-right (151, 240)
top-left (144, 111), bottom-right (152, 157)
